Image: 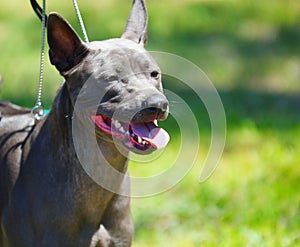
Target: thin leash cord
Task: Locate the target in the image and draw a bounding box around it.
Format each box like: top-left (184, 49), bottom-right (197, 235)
top-left (32, 0), bottom-right (46, 122)
top-left (72, 0), bottom-right (89, 43)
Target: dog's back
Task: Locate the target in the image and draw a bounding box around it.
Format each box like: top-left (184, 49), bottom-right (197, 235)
top-left (0, 101), bottom-right (31, 116)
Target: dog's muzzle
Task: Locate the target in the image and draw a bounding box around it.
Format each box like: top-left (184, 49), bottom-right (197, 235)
top-left (91, 93), bottom-right (170, 153)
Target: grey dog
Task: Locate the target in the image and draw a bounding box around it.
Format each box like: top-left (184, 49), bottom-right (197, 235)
top-left (0, 0), bottom-right (169, 246)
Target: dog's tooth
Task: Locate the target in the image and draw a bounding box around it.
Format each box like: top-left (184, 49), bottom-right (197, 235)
top-left (137, 136), bottom-right (143, 144)
top-left (125, 131), bottom-right (130, 136)
top-left (112, 119), bottom-right (121, 129)
top-left (119, 127), bottom-right (125, 133)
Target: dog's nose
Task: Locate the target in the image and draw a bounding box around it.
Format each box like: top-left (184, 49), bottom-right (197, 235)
top-left (145, 94), bottom-right (169, 120)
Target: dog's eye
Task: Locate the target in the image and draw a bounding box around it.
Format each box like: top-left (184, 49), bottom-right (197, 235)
top-left (150, 71), bottom-right (160, 79)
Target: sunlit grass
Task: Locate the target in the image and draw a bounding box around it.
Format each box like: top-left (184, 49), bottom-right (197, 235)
top-left (131, 125), bottom-right (300, 247)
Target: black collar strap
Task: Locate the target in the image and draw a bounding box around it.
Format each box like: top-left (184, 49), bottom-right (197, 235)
top-left (30, 0), bottom-right (48, 23)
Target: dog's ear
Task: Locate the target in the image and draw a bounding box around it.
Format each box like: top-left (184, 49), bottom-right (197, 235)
top-left (47, 12), bottom-right (89, 75)
top-left (121, 0), bottom-right (148, 47)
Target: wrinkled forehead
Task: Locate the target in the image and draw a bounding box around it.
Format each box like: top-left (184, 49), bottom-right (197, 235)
top-left (87, 39), bottom-right (159, 75)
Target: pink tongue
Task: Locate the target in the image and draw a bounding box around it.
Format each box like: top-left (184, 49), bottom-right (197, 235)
top-left (131, 122), bottom-right (170, 149)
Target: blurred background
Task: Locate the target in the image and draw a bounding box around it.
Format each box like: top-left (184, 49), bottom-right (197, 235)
top-left (0, 0), bottom-right (299, 246)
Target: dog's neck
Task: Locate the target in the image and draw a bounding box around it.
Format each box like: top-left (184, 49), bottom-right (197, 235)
top-left (48, 82), bottom-right (129, 174)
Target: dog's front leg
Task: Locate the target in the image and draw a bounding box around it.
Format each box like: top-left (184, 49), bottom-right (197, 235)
top-left (90, 225), bottom-right (111, 247)
top-left (99, 194), bottom-right (134, 247)
top-left (90, 193), bottom-right (133, 247)
top-left (90, 211), bottom-right (133, 247)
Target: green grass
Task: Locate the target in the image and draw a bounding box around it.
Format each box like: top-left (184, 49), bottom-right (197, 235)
top-left (1, 0), bottom-right (300, 246)
top-left (129, 91), bottom-right (300, 246)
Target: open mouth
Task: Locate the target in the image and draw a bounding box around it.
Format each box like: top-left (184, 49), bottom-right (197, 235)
top-left (91, 115), bottom-right (170, 151)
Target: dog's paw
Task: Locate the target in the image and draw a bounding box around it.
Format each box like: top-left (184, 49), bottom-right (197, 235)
top-left (90, 224), bottom-right (112, 247)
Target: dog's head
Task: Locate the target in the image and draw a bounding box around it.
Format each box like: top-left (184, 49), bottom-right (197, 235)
top-left (47, 0), bottom-right (169, 154)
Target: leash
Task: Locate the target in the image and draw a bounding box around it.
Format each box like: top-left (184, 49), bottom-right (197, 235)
top-left (30, 0), bottom-right (89, 122)
top-left (31, 0), bottom-right (46, 122)
top-left (72, 0), bottom-right (89, 43)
